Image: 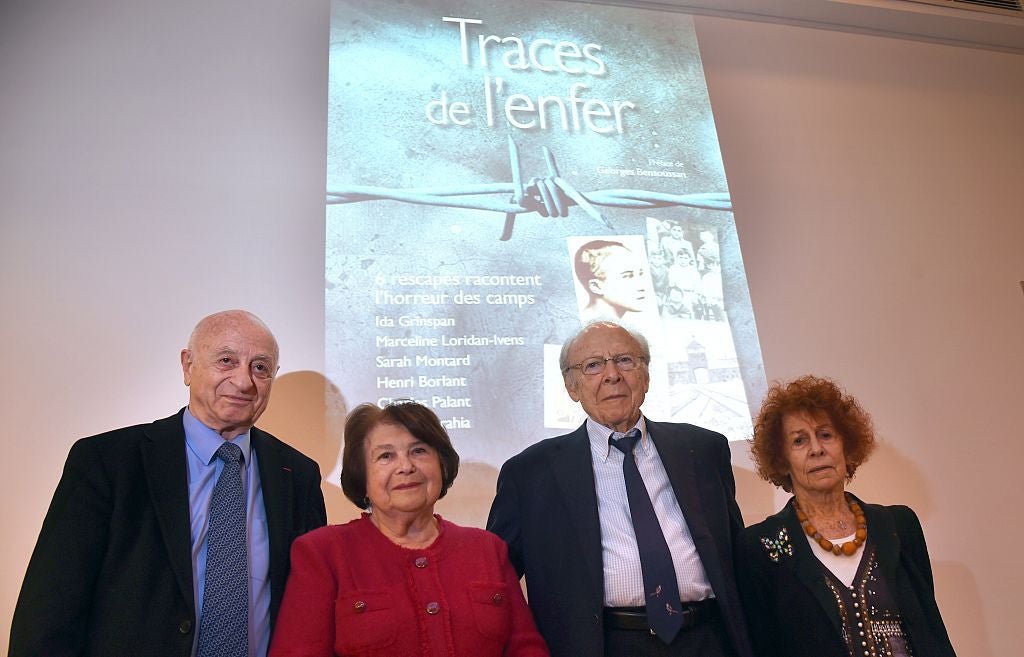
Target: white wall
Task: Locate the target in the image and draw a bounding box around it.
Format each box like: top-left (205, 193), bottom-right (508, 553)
top-left (1, 1), bottom-right (1021, 655)
top-left (697, 15), bottom-right (1024, 657)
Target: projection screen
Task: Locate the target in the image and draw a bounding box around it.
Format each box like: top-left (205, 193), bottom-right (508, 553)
top-left (324, 0), bottom-right (766, 468)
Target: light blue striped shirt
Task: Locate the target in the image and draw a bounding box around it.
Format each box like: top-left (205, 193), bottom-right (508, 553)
top-left (587, 415), bottom-right (713, 607)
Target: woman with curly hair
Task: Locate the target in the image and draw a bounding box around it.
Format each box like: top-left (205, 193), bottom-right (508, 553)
top-left (737, 375), bottom-right (956, 657)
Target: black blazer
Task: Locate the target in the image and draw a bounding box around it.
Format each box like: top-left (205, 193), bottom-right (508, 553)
top-left (486, 420), bottom-right (754, 657)
top-left (737, 496), bottom-right (957, 657)
top-left (9, 409), bottom-right (328, 657)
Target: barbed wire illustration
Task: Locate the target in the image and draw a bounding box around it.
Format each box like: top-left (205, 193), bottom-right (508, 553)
top-left (326, 136), bottom-right (732, 241)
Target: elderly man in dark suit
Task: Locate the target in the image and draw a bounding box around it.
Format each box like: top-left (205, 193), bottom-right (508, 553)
top-left (487, 321), bottom-right (753, 657)
top-left (10, 309), bottom-right (327, 657)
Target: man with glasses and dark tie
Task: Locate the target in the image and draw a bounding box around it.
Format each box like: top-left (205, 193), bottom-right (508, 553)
top-left (487, 321), bottom-right (753, 657)
top-left (10, 310), bottom-right (327, 657)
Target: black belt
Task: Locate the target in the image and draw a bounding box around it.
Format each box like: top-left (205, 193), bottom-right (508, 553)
top-left (603, 599), bottom-right (718, 632)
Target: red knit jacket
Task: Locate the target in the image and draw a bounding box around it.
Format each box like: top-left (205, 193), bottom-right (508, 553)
top-left (269, 514), bottom-right (550, 657)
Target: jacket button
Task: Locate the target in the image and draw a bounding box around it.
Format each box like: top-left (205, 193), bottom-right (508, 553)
top-left (178, 619), bottom-right (192, 634)
top-left (354, 600), bottom-right (367, 613)
top-left (414, 556), bottom-right (428, 568)
top-left (426, 601), bottom-right (441, 615)
top-left (492, 593), bottom-right (504, 605)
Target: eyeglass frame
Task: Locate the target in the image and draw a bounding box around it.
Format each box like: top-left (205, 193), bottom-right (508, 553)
top-left (562, 353), bottom-right (649, 376)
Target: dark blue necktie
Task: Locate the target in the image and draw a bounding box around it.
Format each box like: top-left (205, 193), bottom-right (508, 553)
top-left (611, 429), bottom-right (684, 644)
top-left (198, 441), bottom-right (248, 657)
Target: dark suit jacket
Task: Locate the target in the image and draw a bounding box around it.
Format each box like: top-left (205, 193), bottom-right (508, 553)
top-left (9, 409), bottom-right (328, 657)
top-left (486, 420), bottom-right (754, 657)
top-left (736, 496), bottom-right (956, 657)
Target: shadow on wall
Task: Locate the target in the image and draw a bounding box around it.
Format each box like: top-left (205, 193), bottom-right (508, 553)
top-left (258, 370), bottom-right (358, 523)
top-left (733, 463), bottom-right (777, 526)
top-left (933, 561), bottom-right (990, 657)
top-left (847, 439), bottom-right (934, 520)
top-left (435, 462), bottom-right (501, 529)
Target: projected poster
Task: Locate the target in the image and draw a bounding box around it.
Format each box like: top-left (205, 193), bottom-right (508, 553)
top-left (326, 0), bottom-right (766, 467)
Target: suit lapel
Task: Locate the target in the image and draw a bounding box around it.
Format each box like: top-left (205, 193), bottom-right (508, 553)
top-left (648, 422), bottom-right (714, 542)
top-left (252, 427), bottom-right (289, 544)
top-left (548, 424), bottom-right (604, 601)
top-left (251, 428), bottom-right (292, 609)
top-left (648, 420), bottom-right (735, 614)
top-left (140, 410), bottom-right (195, 612)
top-left (861, 498), bottom-right (900, 585)
top-left (649, 422), bottom-right (758, 656)
top-left (780, 502), bottom-right (845, 636)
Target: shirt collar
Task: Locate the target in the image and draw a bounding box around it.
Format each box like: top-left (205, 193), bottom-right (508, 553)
top-left (587, 415), bottom-right (648, 463)
top-left (183, 407), bottom-right (253, 466)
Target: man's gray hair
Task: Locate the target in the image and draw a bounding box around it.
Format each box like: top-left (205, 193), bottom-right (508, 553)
top-left (559, 320), bottom-right (651, 378)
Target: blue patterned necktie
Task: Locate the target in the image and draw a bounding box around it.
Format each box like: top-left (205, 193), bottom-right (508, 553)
top-left (197, 441), bottom-right (248, 657)
top-left (610, 428), bottom-right (684, 644)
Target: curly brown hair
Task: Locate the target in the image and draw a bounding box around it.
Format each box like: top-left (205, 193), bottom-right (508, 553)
top-left (750, 375), bottom-right (876, 492)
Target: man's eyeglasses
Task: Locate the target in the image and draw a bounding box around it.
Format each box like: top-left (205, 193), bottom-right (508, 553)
top-left (563, 354), bottom-right (647, 376)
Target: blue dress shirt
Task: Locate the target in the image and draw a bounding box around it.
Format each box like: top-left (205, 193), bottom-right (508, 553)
top-left (184, 409), bottom-right (271, 657)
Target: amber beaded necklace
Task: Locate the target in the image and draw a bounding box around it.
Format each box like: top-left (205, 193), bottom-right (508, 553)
top-left (794, 494), bottom-right (867, 556)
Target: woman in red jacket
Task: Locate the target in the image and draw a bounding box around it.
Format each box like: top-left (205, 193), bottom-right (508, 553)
top-left (269, 401), bottom-right (549, 657)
